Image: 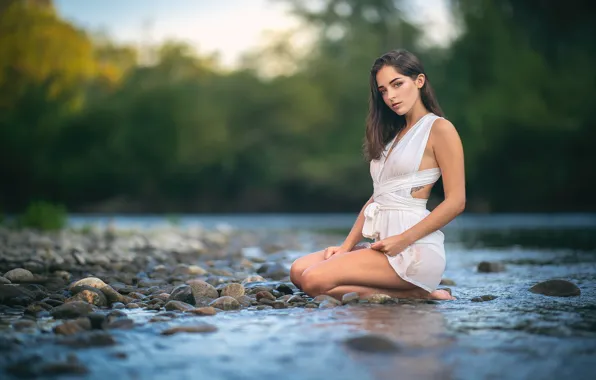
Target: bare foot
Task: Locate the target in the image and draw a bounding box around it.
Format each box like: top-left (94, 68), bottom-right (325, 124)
top-left (429, 289), bottom-right (456, 300)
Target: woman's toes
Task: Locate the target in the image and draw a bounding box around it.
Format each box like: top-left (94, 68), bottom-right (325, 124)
top-left (430, 289), bottom-right (456, 300)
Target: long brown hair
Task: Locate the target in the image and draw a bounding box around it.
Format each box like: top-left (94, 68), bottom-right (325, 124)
top-left (364, 49), bottom-right (444, 162)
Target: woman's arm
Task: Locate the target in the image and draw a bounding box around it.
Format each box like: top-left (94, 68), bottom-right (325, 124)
top-left (372, 118), bottom-right (465, 254)
top-left (339, 196), bottom-right (374, 251)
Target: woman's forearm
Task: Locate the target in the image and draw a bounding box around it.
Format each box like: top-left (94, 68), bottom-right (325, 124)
top-left (400, 197), bottom-right (465, 246)
top-left (340, 196), bottom-right (374, 250)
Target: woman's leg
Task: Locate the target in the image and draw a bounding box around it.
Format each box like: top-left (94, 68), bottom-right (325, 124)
top-left (289, 249), bottom-right (326, 289)
top-left (300, 248), bottom-right (454, 300)
top-left (289, 244), bottom-right (369, 289)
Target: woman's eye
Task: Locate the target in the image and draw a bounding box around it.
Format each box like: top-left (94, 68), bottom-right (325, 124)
top-left (393, 82), bottom-right (401, 88)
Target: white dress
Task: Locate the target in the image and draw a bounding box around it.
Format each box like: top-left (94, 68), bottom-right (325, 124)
top-left (362, 113), bottom-right (446, 292)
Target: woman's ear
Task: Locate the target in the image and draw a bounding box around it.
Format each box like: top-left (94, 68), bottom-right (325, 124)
top-left (416, 74), bottom-right (426, 89)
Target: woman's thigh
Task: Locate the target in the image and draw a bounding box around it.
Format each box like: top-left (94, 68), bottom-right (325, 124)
top-left (301, 249), bottom-right (417, 292)
top-left (290, 244), bottom-right (370, 286)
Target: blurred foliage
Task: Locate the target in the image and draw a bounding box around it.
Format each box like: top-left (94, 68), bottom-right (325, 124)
top-left (0, 0), bottom-right (594, 214)
top-left (15, 200), bottom-right (67, 230)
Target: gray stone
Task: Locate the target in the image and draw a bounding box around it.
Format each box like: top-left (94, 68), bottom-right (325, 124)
top-left (165, 300), bottom-right (195, 312)
top-left (168, 285), bottom-right (195, 305)
top-left (161, 324), bottom-right (218, 335)
top-left (471, 295), bottom-right (498, 302)
top-left (209, 296), bottom-right (241, 311)
top-left (220, 283), bottom-right (245, 298)
top-left (68, 277), bottom-right (106, 291)
top-left (0, 276), bottom-right (11, 284)
top-left (3, 268), bottom-right (34, 283)
top-left (51, 301), bottom-right (96, 319)
top-left (187, 279), bottom-right (219, 306)
top-left (367, 294), bottom-right (393, 304)
top-left (477, 261), bottom-right (506, 273)
top-left (342, 292), bottom-right (360, 304)
top-left (529, 279), bottom-right (581, 297)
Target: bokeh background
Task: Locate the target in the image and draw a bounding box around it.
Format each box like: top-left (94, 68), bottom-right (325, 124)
top-left (1, 0), bottom-right (594, 219)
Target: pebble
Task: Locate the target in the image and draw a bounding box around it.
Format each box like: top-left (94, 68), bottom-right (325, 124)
top-left (161, 324), bottom-right (218, 335)
top-left (209, 296), bottom-right (241, 311)
top-left (529, 279), bottom-right (581, 297)
top-left (342, 292), bottom-right (360, 304)
top-left (471, 295), bottom-right (498, 302)
top-left (220, 283), bottom-right (245, 298)
top-left (50, 301), bottom-right (96, 319)
top-left (367, 294), bottom-right (393, 304)
top-left (188, 306), bottom-right (217, 316)
top-left (440, 278), bottom-right (457, 286)
top-left (3, 268), bottom-right (34, 283)
top-left (165, 300), bottom-right (195, 312)
top-left (477, 261), bottom-right (506, 273)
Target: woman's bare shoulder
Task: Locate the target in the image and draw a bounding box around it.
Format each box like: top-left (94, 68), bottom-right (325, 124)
top-left (431, 118), bottom-right (461, 145)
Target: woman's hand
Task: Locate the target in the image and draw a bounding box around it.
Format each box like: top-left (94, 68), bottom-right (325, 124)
top-left (370, 235), bottom-right (409, 257)
top-left (323, 245), bottom-right (350, 260)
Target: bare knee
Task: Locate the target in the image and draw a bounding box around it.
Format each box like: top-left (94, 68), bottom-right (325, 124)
top-left (289, 259), bottom-right (306, 288)
top-left (301, 269), bottom-right (334, 297)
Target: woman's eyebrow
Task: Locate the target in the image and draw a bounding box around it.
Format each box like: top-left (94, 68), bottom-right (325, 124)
top-left (377, 77), bottom-right (402, 89)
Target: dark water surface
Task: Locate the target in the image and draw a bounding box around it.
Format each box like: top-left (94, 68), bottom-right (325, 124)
top-left (2, 213), bottom-right (596, 379)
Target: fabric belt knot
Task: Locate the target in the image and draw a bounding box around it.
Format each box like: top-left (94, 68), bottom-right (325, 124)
top-left (362, 202), bottom-right (382, 240)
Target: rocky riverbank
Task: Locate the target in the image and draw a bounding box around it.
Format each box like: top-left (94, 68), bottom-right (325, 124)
top-left (0, 223), bottom-right (592, 379)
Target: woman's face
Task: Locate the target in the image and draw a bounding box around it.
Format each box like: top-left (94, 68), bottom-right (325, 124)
top-left (376, 65), bottom-right (424, 116)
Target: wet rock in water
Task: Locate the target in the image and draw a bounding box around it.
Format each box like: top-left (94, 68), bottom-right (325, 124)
top-left (125, 303), bottom-right (140, 309)
top-left (275, 283), bottom-right (296, 295)
top-left (66, 289), bottom-right (108, 307)
top-left (3, 268), bottom-right (34, 283)
top-left (313, 295), bottom-right (341, 305)
top-left (50, 301), bottom-right (96, 319)
top-left (287, 295), bottom-right (305, 304)
top-left (319, 300), bottom-right (341, 309)
top-left (344, 335), bottom-right (401, 353)
top-left (0, 284), bottom-right (35, 306)
top-left (529, 279), bottom-right (581, 297)
top-left (241, 275), bottom-right (266, 285)
top-left (477, 261), bottom-right (506, 273)
top-left (220, 283), bottom-right (245, 298)
top-left (256, 291), bottom-right (276, 302)
top-left (12, 319), bottom-right (37, 331)
top-left (188, 265), bottom-right (208, 276)
top-left (440, 278), bottom-right (457, 286)
top-left (259, 298), bottom-right (275, 306)
top-left (165, 300), bottom-right (195, 312)
top-left (54, 317), bottom-right (92, 335)
top-left (68, 277), bottom-right (106, 291)
top-left (0, 276), bottom-right (11, 284)
top-left (99, 284), bottom-right (134, 306)
top-left (235, 295), bottom-right (253, 308)
top-left (161, 324), bottom-right (218, 335)
top-left (87, 312), bottom-right (107, 329)
top-left (305, 303), bottom-right (318, 308)
top-left (57, 331), bottom-right (116, 348)
top-left (39, 358), bottom-right (89, 376)
top-left (168, 284), bottom-right (195, 305)
top-left (272, 301), bottom-right (287, 309)
top-left (367, 294), bottom-right (393, 304)
top-left (209, 296), bottom-right (241, 311)
top-left (471, 295), bottom-right (498, 302)
top-left (188, 306), bottom-right (217, 316)
top-left (256, 262), bottom-right (289, 280)
top-left (103, 317), bottom-right (134, 330)
top-left (112, 302), bottom-right (125, 309)
top-left (187, 279), bottom-right (219, 306)
top-left (342, 292), bottom-right (360, 305)
top-left (257, 305), bottom-right (273, 310)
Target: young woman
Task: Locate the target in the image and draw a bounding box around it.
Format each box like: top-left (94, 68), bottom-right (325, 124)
top-left (290, 49), bottom-right (465, 301)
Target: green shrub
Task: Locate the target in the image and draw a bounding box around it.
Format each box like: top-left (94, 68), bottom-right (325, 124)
top-left (16, 201), bottom-right (67, 231)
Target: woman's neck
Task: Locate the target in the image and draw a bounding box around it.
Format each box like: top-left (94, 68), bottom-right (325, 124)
top-left (404, 99), bottom-right (429, 128)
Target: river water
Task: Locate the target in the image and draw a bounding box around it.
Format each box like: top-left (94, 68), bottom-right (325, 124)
top-left (2, 213), bottom-right (596, 379)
